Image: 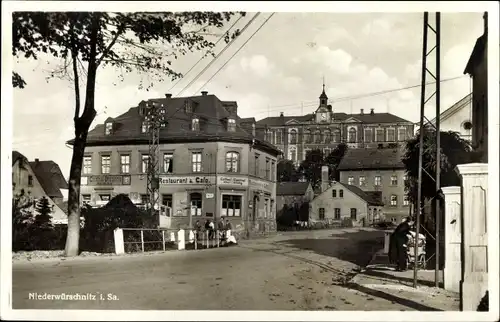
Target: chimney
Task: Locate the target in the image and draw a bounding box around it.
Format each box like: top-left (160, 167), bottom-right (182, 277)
top-left (165, 93), bottom-right (172, 98)
top-left (360, 109), bottom-right (364, 115)
top-left (370, 108), bottom-right (375, 115)
top-left (280, 112), bottom-right (284, 117)
top-left (321, 165), bottom-right (329, 193)
top-left (201, 91), bottom-right (208, 96)
top-left (35, 158), bottom-right (39, 163)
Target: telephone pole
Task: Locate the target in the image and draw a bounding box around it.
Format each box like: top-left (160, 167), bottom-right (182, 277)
top-left (143, 101), bottom-right (167, 218)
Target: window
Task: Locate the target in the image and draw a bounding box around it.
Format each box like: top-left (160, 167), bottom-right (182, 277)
top-left (163, 153), bottom-right (173, 173)
top-left (190, 193), bottom-right (202, 216)
top-left (254, 154), bottom-right (260, 176)
top-left (105, 122), bottom-right (113, 135)
top-left (264, 199), bottom-right (269, 218)
top-left (120, 154), bottom-right (130, 174)
top-left (184, 100), bottom-right (192, 113)
top-left (304, 130), bottom-right (311, 143)
top-left (100, 194), bottom-right (111, 202)
top-left (364, 128), bottom-right (372, 143)
top-left (334, 208), bottom-right (341, 220)
top-left (403, 195), bottom-right (409, 206)
top-left (289, 147), bottom-right (297, 163)
top-left (403, 174), bottom-right (408, 186)
top-left (374, 176), bottom-right (382, 186)
top-left (398, 128), bottom-right (407, 141)
top-left (276, 130), bottom-right (283, 144)
top-left (333, 129), bottom-right (341, 143)
top-left (83, 155), bottom-right (92, 174)
top-left (81, 177), bottom-right (88, 185)
top-left (339, 189), bottom-right (344, 198)
top-left (227, 118), bottom-right (236, 132)
top-left (324, 130), bottom-right (331, 143)
top-left (350, 208), bottom-right (357, 220)
top-left (141, 154), bottom-right (149, 174)
top-left (82, 194), bottom-right (91, 204)
top-left (376, 128), bottom-right (384, 142)
top-left (191, 152), bottom-right (202, 173)
top-left (319, 208), bottom-right (325, 220)
top-left (225, 152), bottom-right (239, 173)
top-left (271, 161), bottom-right (276, 181)
top-left (265, 158), bottom-right (271, 180)
top-left (387, 128), bottom-right (396, 142)
top-left (303, 148), bottom-right (311, 161)
top-left (101, 155), bottom-right (111, 174)
top-left (222, 195), bottom-right (241, 217)
top-left (332, 189), bottom-right (337, 198)
top-left (314, 130), bottom-right (322, 143)
top-left (141, 121), bottom-right (149, 133)
top-left (391, 175), bottom-right (398, 185)
top-left (28, 175), bottom-right (33, 186)
top-left (359, 176), bottom-right (366, 186)
top-left (289, 129), bottom-right (298, 144)
top-left (348, 127), bottom-right (357, 143)
top-left (390, 195), bottom-right (398, 206)
top-left (192, 118), bottom-right (200, 131)
top-left (140, 194), bottom-right (149, 205)
top-left (348, 176), bottom-right (354, 185)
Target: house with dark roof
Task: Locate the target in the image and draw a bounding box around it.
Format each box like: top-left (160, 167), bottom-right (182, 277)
top-left (275, 182), bottom-right (314, 226)
top-left (255, 85), bottom-right (414, 165)
top-left (336, 147), bottom-right (410, 224)
top-left (12, 151), bottom-right (68, 224)
top-left (463, 12), bottom-right (488, 163)
top-left (310, 180), bottom-right (384, 227)
top-left (67, 91), bottom-right (281, 237)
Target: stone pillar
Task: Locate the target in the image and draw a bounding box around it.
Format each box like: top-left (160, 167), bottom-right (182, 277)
top-left (177, 229), bottom-right (185, 250)
top-left (442, 186), bottom-right (462, 293)
top-left (456, 163), bottom-right (488, 311)
top-left (113, 228), bottom-right (125, 255)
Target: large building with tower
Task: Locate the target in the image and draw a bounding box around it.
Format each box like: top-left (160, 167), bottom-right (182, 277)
top-left (256, 86), bottom-right (415, 165)
top-left (68, 91), bottom-right (280, 236)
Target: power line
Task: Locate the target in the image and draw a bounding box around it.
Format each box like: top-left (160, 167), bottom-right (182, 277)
top-left (166, 15), bottom-right (244, 94)
top-left (192, 13), bottom-right (275, 95)
top-left (176, 13), bottom-right (261, 97)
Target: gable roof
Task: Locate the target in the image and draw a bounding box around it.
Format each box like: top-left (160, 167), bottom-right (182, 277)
top-left (276, 182), bottom-right (311, 196)
top-left (29, 160), bottom-right (68, 199)
top-left (12, 151), bottom-right (28, 166)
top-left (67, 94), bottom-right (280, 156)
top-left (338, 147), bottom-right (405, 171)
top-left (257, 112), bottom-right (412, 126)
top-left (343, 185), bottom-right (384, 206)
top-left (429, 93), bottom-right (472, 125)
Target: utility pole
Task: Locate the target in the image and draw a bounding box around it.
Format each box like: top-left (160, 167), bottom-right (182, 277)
top-left (144, 101), bottom-right (166, 218)
top-left (414, 12), bottom-right (441, 289)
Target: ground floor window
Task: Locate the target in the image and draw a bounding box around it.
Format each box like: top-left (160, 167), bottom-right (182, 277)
top-left (319, 208), bottom-right (325, 220)
top-left (334, 208), bottom-right (341, 220)
top-left (222, 194), bottom-right (242, 217)
top-left (350, 208), bottom-right (357, 220)
top-left (190, 192), bottom-right (202, 216)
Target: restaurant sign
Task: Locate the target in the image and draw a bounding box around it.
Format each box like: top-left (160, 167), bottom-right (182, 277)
top-left (217, 176), bottom-right (248, 187)
top-left (84, 175), bottom-right (131, 186)
top-left (160, 175), bottom-right (215, 185)
top-left (249, 178), bottom-right (272, 191)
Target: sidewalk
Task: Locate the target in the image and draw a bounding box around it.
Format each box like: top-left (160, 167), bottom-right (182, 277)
top-left (346, 249), bottom-right (460, 311)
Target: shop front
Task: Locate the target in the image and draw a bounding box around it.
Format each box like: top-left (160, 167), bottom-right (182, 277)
top-left (217, 175), bottom-right (249, 231)
top-left (248, 178), bottom-right (277, 235)
top-left (80, 174), bottom-right (132, 206)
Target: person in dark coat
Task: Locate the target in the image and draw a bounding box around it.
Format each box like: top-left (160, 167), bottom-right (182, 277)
top-left (389, 217), bottom-right (415, 271)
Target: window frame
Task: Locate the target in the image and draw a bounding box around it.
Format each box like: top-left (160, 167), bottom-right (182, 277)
top-left (120, 154), bottom-right (131, 174)
top-left (191, 151), bottom-right (202, 173)
top-left (83, 155), bottom-right (92, 175)
top-left (334, 208), bottom-right (341, 220)
top-left (221, 194), bottom-right (242, 217)
top-left (163, 152), bottom-right (174, 173)
top-left (225, 151), bottom-right (240, 173)
top-left (390, 195), bottom-right (398, 206)
top-left (319, 208), bottom-right (325, 220)
top-left (100, 154), bottom-right (111, 174)
top-left (190, 192), bottom-right (203, 217)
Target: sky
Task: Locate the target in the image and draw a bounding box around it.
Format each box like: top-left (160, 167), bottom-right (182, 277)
top-left (11, 10), bottom-right (485, 178)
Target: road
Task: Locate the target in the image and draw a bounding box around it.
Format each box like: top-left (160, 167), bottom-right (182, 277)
top-left (12, 227), bottom-right (385, 310)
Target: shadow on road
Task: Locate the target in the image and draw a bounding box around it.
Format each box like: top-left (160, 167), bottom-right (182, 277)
top-left (361, 269), bottom-right (445, 288)
top-left (342, 282), bottom-right (443, 311)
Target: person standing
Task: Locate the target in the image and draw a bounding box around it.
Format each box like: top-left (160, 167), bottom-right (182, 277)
top-left (389, 216), bottom-right (414, 271)
top-left (218, 217), bottom-right (226, 240)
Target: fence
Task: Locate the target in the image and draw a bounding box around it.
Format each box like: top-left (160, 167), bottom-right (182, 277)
top-left (114, 227), bottom-right (235, 255)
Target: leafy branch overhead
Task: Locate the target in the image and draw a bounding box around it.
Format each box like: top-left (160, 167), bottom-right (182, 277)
top-left (12, 11), bottom-right (245, 90)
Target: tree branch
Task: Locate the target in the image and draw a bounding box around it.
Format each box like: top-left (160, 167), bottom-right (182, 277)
top-left (96, 25), bottom-right (126, 67)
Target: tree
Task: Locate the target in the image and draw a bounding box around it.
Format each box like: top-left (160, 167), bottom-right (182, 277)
top-left (13, 12), bottom-right (244, 256)
top-left (325, 143), bottom-right (347, 181)
top-left (297, 149), bottom-right (325, 190)
top-left (35, 197), bottom-right (54, 229)
top-left (277, 159), bottom-right (299, 182)
top-left (402, 129), bottom-right (477, 204)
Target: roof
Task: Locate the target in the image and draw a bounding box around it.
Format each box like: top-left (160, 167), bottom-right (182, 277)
top-left (464, 34), bottom-right (486, 75)
top-left (67, 94), bottom-right (280, 156)
top-left (12, 151), bottom-right (28, 166)
top-left (257, 112), bottom-right (412, 126)
top-left (29, 160), bottom-right (68, 199)
top-left (337, 147), bottom-right (405, 171)
top-left (343, 184), bottom-right (384, 206)
top-left (429, 93), bottom-right (472, 125)
top-left (276, 182), bottom-right (311, 196)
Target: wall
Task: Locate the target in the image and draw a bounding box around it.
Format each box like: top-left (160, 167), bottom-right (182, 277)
top-left (439, 104), bottom-right (473, 142)
top-left (309, 182), bottom-right (377, 227)
top-left (339, 169), bottom-right (408, 222)
top-left (471, 46), bottom-right (488, 163)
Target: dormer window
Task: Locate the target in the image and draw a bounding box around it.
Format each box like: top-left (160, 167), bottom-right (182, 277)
top-left (184, 100), bottom-right (192, 114)
top-left (105, 122), bottom-right (113, 135)
top-left (192, 117), bottom-right (200, 131)
top-left (227, 118), bottom-right (236, 132)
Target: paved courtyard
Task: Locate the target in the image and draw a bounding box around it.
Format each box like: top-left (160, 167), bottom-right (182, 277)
top-left (10, 227), bottom-right (453, 311)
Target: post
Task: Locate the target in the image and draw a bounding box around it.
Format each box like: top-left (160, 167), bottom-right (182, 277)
top-left (206, 231), bottom-right (209, 249)
top-left (441, 186), bottom-right (461, 292)
top-left (217, 229), bottom-right (220, 248)
top-left (434, 12), bottom-right (442, 288)
top-left (195, 230), bottom-right (198, 250)
top-left (113, 228), bottom-right (125, 255)
top-left (162, 230), bottom-right (166, 251)
top-left (141, 230), bottom-right (144, 253)
top-left (414, 11), bottom-right (429, 289)
top-left (177, 229), bottom-right (185, 250)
